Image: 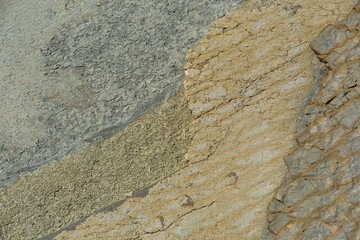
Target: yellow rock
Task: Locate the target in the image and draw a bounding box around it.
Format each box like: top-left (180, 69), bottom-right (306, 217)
top-left (56, 0), bottom-right (357, 239)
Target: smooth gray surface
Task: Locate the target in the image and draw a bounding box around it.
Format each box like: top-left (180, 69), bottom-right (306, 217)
top-left (0, 0), bottom-right (245, 188)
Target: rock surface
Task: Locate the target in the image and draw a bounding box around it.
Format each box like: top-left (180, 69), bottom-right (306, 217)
top-left (0, 87), bottom-right (191, 239)
top-left (0, 0), bottom-right (244, 189)
top-left (53, 0), bottom-right (357, 239)
top-left (266, 3), bottom-right (360, 239)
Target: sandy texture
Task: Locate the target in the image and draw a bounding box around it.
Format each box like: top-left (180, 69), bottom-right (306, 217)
top-left (54, 0), bottom-right (357, 239)
top-left (0, 87), bottom-right (192, 240)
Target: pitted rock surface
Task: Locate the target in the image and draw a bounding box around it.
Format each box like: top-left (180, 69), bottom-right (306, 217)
top-left (266, 3), bottom-right (360, 239)
top-left (0, 0), bottom-right (244, 189)
top-left (54, 1), bottom-right (357, 239)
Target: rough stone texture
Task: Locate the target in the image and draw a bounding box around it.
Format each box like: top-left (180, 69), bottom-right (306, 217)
top-left (0, 0), bottom-right (244, 189)
top-left (266, 3), bottom-right (360, 239)
top-left (0, 88), bottom-right (192, 240)
top-left (54, 1), bottom-right (357, 239)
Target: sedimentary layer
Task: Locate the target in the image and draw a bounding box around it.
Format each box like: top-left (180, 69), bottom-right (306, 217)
top-left (0, 88), bottom-right (192, 239)
top-left (0, 0), bottom-right (244, 188)
top-left (54, 1), bottom-right (357, 239)
top-left (266, 3), bottom-right (360, 239)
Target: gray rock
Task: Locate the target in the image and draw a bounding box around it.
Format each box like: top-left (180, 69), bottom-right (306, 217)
top-left (339, 155), bottom-right (360, 184)
top-left (351, 206), bottom-right (360, 217)
top-left (268, 214), bottom-right (291, 235)
top-left (318, 127), bottom-right (347, 151)
top-left (0, 0), bottom-right (245, 188)
top-left (289, 195), bottom-right (321, 218)
top-left (339, 134), bottom-right (360, 157)
top-left (356, 229), bottom-right (360, 240)
top-left (344, 11), bottom-right (360, 29)
top-left (333, 223), bottom-right (355, 240)
top-left (303, 104), bottom-right (327, 126)
top-left (267, 213), bottom-right (277, 223)
top-left (306, 158), bottom-right (340, 176)
top-left (274, 176), bottom-right (298, 202)
top-left (324, 40), bottom-right (360, 69)
top-left (265, 6), bottom-right (360, 238)
top-left (283, 177), bottom-right (315, 207)
top-left (319, 187), bottom-right (351, 206)
top-left (301, 221), bottom-right (331, 240)
top-left (320, 203), bottom-right (352, 222)
top-left (261, 228), bottom-right (276, 240)
top-left (346, 182), bottom-right (360, 203)
top-left (297, 57), bottom-right (327, 137)
top-left (310, 25), bottom-right (353, 55)
top-left (284, 147), bottom-right (323, 175)
top-left (334, 99), bottom-right (360, 128)
top-left (268, 199), bottom-right (287, 213)
top-left (316, 87), bottom-right (337, 105)
top-left (276, 222), bottom-right (303, 240)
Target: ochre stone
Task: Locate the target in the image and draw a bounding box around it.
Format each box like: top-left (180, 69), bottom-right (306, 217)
top-left (55, 0), bottom-right (357, 239)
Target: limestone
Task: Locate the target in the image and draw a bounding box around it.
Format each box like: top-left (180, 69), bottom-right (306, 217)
top-left (266, 3), bottom-right (360, 239)
top-left (0, 88), bottom-right (192, 240)
top-left (53, 1), bottom-right (357, 239)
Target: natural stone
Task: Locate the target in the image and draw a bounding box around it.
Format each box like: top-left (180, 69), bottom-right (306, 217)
top-left (311, 25), bottom-right (353, 55)
top-left (0, 87), bottom-right (192, 240)
top-left (268, 199), bottom-right (287, 213)
top-left (284, 147), bottom-right (324, 175)
top-left (301, 221), bottom-right (332, 240)
top-left (268, 215), bottom-right (291, 235)
top-left (283, 177), bottom-right (315, 207)
top-left (276, 222), bottom-right (303, 240)
top-left (290, 195), bottom-right (322, 218)
top-left (320, 202), bottom-right (352, 222)
top-left (266, 3), bottom-right (360, 238)
top-left (333, 222), bottom-right (355, 240)
top-left (54, 1), bottom-right (357, 239)
top-left (346, 182), bottom-right (360, 203)
top-left (0, 0), bottom-right (244, 189)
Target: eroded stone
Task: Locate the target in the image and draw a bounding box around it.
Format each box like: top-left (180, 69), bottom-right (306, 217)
top-left (266, 4), bottom-right (360, 239)
top-left (47, 1), bottom-right (358, 239)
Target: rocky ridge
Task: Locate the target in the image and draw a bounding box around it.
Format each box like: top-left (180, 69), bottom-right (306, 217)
top-left (266, 3), bottom-right (360, 239)
top-left (54, 0), bottom-right (357, 239)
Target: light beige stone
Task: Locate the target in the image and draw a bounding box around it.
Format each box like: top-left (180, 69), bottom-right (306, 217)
top-left (55, 0), bottom-right (357, 239)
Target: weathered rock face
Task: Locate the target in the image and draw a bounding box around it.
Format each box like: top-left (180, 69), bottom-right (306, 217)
top-left (0, 88), bottom-right (192, 239)
top-left (53, 1), bottom-right (357, 239)
top-left (0, 0), bottom-right (244, 189)
top-left (266, 3), bottom-right (360, 239)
